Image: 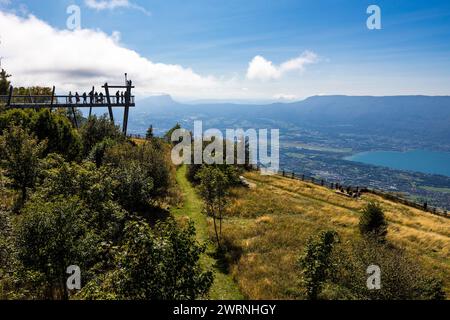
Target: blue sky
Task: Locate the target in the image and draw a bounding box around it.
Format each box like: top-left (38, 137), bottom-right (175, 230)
top-left (1, 0), bottom-right (450, 100)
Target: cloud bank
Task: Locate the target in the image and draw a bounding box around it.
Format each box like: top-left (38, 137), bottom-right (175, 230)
top-left (0, 11), bottom-right (218, 97)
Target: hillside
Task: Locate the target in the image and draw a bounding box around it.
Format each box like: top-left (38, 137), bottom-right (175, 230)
top-left (213, 171), bottom-right (450, 299)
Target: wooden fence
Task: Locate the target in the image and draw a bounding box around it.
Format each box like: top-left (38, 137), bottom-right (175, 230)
top-left (271, 167), bottom-right (449, 218)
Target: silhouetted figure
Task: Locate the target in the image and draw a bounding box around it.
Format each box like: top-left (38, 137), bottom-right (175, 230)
top-left (68, 91), bottom-right (73, 104)
top-left (89, 90), bottom-right (94, 104)
top-left (121, 92), bottom-right (124, 104)
top-left (94, 92), bottom-right (99, 104)
top-left (75, 92), bottom-right (80, 104)
top-left (116, 90), bottom-right (120, 104)
top-left (99, 92), bottom-right (104, 104)
top-left (83, 92), bottom-right (87, 104)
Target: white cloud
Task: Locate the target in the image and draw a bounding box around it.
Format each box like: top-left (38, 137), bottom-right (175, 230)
top-left (273, 93), bottom-right (298, 101)
top-left (247, 51), bottom-right (318, 81)
top-left (85, 0), bottom-right (151, 16)
top-left (0, 11), bottom-right (218, 97)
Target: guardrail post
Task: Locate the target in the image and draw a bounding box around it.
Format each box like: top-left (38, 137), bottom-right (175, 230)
top-left (50, 86), bottom-right (55, 111)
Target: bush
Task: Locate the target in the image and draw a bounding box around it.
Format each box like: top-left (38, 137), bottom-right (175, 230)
top-left (359, 202), bottom-right (388, 242)
top-left (0, 109), bottom-right (82, 161)
top-left (0, 126), bottom-right (47, 202)
top-left (298, 230), bottom-right (339, 300)
top-left (332, 239), bottom-right (446, 300)
top-left (104, 141), bottom-right (173, 201)
top-left (79, 219), bottom-right (213, 300)
top-left (80, 115), bottom-right (124, 157)
top-left (88, 138), bottom-right (117, 168)
top-left (110, 162), bottom-right (154, 213)
top-left (14, 196), bottom-right (92, 299)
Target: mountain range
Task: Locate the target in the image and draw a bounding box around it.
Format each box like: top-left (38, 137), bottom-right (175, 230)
top-left (126, 95), bottom-right (450, 152)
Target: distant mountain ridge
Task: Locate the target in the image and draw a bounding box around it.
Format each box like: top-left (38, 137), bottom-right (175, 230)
top-left (128, 95), bottom-right (450, 151)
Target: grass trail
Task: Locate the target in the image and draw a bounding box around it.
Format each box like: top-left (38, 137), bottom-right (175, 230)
top-left (171, 166), bottom-right (244, 300)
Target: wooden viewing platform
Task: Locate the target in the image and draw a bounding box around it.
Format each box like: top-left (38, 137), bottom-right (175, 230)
top-left (0, 75), bottom-right (135, 134)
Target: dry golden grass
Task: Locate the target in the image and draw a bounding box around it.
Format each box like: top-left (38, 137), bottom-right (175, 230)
top-left (219, 172), bottom-right (450, 299)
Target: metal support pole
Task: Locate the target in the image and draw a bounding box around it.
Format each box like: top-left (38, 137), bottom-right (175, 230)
top-left (122, 80), bottom-right (131, 135)
top-left (50, 86), bottom-right (55, 111)
top-left (104, 83), bottom-right (114, 122)
top-left (71, 107), bottom-right (78, 129)
top-left (7, 86), bottom-right (13, 107)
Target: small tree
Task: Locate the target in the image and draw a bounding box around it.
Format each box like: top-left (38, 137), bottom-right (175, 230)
top-left (15, 196), bottom-right (89, 299)
top-left (146, 125), bottom-right (154, 140)
top-left (0, 126), bottom-right (47, 203)
top-left (298, 230), bottom-right (339, 300)
top-left (196, 166), bottom-right (229, 249)
top-left (0, 69), bottom-right (11, 96)
top-left (359, 202), bottom-right (388, 242)
top-left (80, 115), bottom-right (124, 156)
top-left (164, 123), bottom-right (181, 144)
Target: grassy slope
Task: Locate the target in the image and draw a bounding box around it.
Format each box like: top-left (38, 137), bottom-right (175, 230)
top-left (171, 166), bottom-right (244, 300)
top-left (220, 171), bottom-right (450, 299)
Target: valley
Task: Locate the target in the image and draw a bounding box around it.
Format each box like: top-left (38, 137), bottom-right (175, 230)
top-left (119, 95), bottom-right (450, 210)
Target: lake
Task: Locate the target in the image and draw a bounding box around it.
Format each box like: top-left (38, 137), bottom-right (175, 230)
top-left (345, 150), bottom-right (450, 177)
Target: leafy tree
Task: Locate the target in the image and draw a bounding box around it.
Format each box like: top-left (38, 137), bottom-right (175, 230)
top-left (31, 109), bottom-right (82, 161)
top-left (0, 109), bottom-right (82, 161)
top-left (298, 230), bottom-right (339, 300)
top-left (164, 123), bottom-right (181, 144)
top-left (14, 196), bottom-right (92, 299)
top-left (110, 162), bottom-right (154, 213)
top-left (196, 166), bottom-right (230, 248)
top-left (37, 157), bottom-right (127, 241)
top-left (104, 141), bottom-right (173, 201)
top-left (359, 202), bottom-right (388, 242)
top-left (0, 69), bottom-right (11, 96)
top-left (80, 115), bottom-right (124, 156)
top-left (79, 219), bottom-right (213, 300)
top-left (0, 109), bottom-right (34, 131)
top-left (0, 126), bottom-right (47, 202)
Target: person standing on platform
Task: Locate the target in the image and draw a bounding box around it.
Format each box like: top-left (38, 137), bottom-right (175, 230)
top-left (89, 89), bottom-right (94, 104)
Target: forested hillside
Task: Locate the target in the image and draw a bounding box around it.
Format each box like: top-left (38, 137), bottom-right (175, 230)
top-left (0, 105), bottom-right (215, 299)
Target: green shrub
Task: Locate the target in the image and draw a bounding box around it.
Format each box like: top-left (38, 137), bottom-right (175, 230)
top-left (359, 202), bottom-right (388, 242)
top-left (79, 219), bottom-right (213, 300)
top-left (298, 230), bottom-right (339, 300)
